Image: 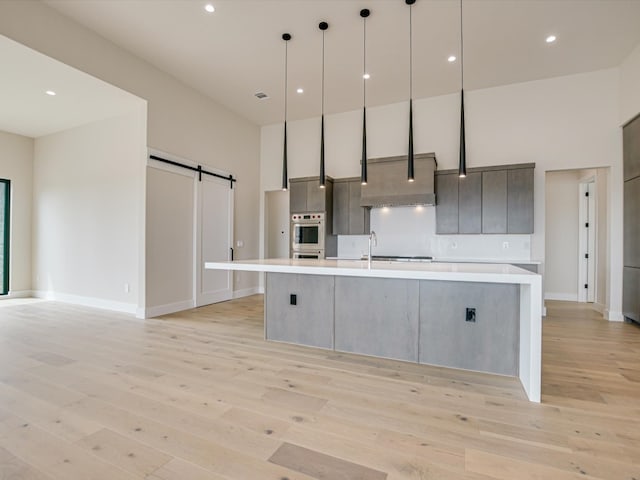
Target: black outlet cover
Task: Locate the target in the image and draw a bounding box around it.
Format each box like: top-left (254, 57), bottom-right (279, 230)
top-left (466, 307), bottom-right (476, 322)
top-left (290, 294), bottom-right (297, 306)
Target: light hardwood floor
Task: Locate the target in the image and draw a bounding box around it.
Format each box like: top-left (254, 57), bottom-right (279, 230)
top-left (0, 296), bottom-right (638, 479)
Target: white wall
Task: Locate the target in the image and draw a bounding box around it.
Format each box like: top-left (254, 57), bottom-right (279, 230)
top-left (620, 43), bottom-right (640, 125)
top-left (0, 1), bottom-right (261, 315)
top-left (544, 170), bottom-right (581, 300)
top-left (0, 130), bottom-right (33, 295)
top-left (260, 68), bottom-right (624, 318)
top-left (32, 112), bottom-right (145, 312)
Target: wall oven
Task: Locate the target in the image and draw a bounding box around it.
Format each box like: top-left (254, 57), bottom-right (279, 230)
top-left (291, 213), bottom-right (325, 257)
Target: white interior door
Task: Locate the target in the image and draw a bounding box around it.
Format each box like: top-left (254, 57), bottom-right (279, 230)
top-left (578, 181), bottom-right (596, 303)
top-left (196, 174), bottom-right (234, 306)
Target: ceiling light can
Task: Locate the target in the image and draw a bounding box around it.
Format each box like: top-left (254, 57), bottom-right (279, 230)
top-left (204, 4), bottom-right (215, 13)
top-left (45, 90), bottom-right (56, 96)
top-left (546, 35), bottom-right (556, 43)
top-left (448, 55), bottom-right (457, 62)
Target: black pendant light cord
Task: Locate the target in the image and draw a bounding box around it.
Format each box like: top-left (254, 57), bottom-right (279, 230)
top-left (360, 9), bottom-right (370, 185)
top-left (282, 33), bottom-right (291, 190)
top-left (458, 0), bottom-right (467, 178)
top-left (407, 0), bottom-right (415, 182)
top-left (319, 22), bottom-right (328, 188)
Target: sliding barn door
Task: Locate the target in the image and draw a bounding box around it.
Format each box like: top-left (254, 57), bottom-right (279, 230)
top-left (195, 174), bottom-right (234, 306)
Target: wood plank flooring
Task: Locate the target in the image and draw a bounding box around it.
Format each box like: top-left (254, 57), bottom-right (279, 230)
top-left (0, 296), bottom-right (638, 479)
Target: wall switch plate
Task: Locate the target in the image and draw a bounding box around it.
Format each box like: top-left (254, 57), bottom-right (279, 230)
top-left (236, 240), bottom-right (244, 248)
top-left (465, 307), bottom-right (476, 322)
top-left (124, 283), bottom-right (130, 293)
top-left (290, 294), bottom-right (297, 306)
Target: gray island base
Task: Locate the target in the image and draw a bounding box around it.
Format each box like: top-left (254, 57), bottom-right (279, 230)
top-left (205, 259), bottom-right (542, 402)
top-left (266, 273), bottom-right (519, 377)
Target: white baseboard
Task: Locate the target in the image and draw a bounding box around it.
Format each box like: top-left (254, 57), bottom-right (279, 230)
top-left (32, 290), bottom-right (137, 315)
top-left (544, 292), bottom-right (579, 302)
top-left (605, 309), bottom-right (624, 322)
top-left (593, 302), bottom-right (606, 314)
top-left (142, 299), bottom-right (196, 319)
top-left (233, 286), bottom-right (263, 299)
top-left (2, 290), bottom-right (33, 299)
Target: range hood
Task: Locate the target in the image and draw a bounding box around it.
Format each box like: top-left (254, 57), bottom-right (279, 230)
top-left (360, 153), bottom-right (437, 207)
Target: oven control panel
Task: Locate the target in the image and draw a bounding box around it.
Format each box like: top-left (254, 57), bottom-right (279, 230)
top-left (291, 213), bottom-right (325, 221)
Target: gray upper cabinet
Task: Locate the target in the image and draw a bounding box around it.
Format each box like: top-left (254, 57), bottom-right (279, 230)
top-left (435, 163), bottom-right (535, 235)
top-left (435, 173), bottom-right (459, 234)
top-left (482, 170), bottom-right (508, 233)
top-left (458, 172), bottom-right (482, 234)
top-left (624, 116), bottom-right (640, 181)
top-left (289, 180), bottom-right (308, 213)
top-left (289, 177), bottom-right (333, 214)
top-left (507, 168), bottom-right (534, 234)
top-left (333, 178), bottom-right (370, 235)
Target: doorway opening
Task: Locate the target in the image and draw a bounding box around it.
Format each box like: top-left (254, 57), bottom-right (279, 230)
top-left (544, 168), bottom-right (608, 312)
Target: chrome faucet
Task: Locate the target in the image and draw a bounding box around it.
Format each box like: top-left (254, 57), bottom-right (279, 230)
top-left (368, 230), bottom-right (377, 268)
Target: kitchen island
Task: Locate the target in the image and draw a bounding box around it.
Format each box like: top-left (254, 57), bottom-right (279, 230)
top-left (205, 259), bottom-right (542, 402)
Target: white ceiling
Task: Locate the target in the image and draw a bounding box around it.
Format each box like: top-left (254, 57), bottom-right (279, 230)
top-left (39, 0), bottom-right (640, 126)
top-left (0, 35), bottom-right (144, 138)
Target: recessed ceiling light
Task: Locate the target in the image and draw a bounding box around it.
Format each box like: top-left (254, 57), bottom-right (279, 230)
top-left (363, 73), bottom-right (371, 80)
top-left (546, 35), bottom-right (557, 43)
top-left (45, 90), bottom-right (56, 96)
top-left (204, 4), bottom-right (215, 13)
top-left (296, 88), bottom-right (304, 94)
top-left (448, 55), bottom-right (457, 63)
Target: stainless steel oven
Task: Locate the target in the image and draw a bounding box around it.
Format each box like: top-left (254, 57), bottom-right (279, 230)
top-left (292, 250), bottom-right (323, 259)
top-left (291, 213), bottom-right (325, 254)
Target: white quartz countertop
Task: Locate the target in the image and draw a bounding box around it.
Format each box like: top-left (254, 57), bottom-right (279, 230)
top-left (205, 258), bottom-right (540, 285)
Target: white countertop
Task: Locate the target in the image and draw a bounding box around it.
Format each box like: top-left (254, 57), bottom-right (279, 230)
top-left (328, 256), bottom-right (542, 265)
top-left (205, 258), bottom-right (539, 285)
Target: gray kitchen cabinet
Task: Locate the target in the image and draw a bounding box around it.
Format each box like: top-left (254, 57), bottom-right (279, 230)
top-left (623, 115), bottom-right (640, 181)
top-left (435, 173), bottom-right (459, 234)
top-left (335, 277), bottom-right (419, 362)
top-left (306, 179), bottom-right (326, 212)
top-left (289, 180), bottom-right (308, 213)
top-left (418, 280), bottom-right (520, 376)
top-left (624, 176), bottom-right (640, 268)
top-left (458, 172), bottom-right (482, 234)
top-left (623, 267), bottom-right (640, 323)
top-left (507, 168), bottom-right (534, 234)
top-left (482, 170), bottom-right (508, 233)
top-left (333, 178), bottom-right (370, 235)
top-left (265, 273), bottom-right (334, 349)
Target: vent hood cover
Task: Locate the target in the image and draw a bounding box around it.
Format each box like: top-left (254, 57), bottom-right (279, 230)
top-left (360, 153), bottom-right (437, 207)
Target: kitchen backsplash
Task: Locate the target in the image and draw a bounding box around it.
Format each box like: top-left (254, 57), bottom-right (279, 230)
top-left (337, 206), bottom-right (532, 261)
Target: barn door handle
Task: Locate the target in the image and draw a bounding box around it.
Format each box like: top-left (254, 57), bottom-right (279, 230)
top-left (230, 247), bottom-right (234, 261)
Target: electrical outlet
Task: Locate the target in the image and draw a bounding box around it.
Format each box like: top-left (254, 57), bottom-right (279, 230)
top-left (502, 241), bottom-right (509, 249)
top-left (236, 240), bottom-right (244, 248)
top-left (451, 241), bottom-right (458, 249)
top-left (124, 283), bottom-right (130, 293)
top-left (465, 307), bottom-right (476, 323)
top-left (290, 294), bottom-right (297, 306)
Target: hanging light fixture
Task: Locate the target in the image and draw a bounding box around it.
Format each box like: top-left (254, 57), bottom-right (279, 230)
top-left (406, 0), bottom-right (416, 182)
top-left (319, 21), bottom-right (329, 189)
top-left (360, 8), bottom-right (370, 186)
top-left (458, 0), bottom-right (467, 178)
top-left (282, 32), bottom-right (292, 191)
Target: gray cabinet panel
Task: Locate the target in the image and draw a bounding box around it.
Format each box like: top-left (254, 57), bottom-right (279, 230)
top-left (348, 181), bottom-right (369, 234)
top-left (623, 267), bottom-right (640, 322)
top-left (624, 176), bottom-right (640, 268)
top-left (289, 181), bottom-right (307, 213)
top-left (335, 277), bottom-right (419, 362)
top-left (436, 173), bottom-right (459, 234)
top-left (419, 280), bottom-right (519, 376)
top-left (332, 181), bottom-right (349, 235)
top-left (624, 116), bottom-right (640, 181)
top-left (511, 263), bottom-right (539, 273)
top-left (507, 168), bottom-right (534, 234)
top-left (482, 170), bottom-right (508, 233)
top-left (306, 179), bottom-right (325, 212)
top-left (458, 172), bottom-right (482, 234)
top-left (265, 273), bottom-right (334, 349)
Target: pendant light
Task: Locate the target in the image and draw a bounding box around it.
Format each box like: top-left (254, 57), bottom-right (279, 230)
top-left (458, 0), bottom-right (467, 178)
top-left (360, 9), bottom-right (370, 186)
top-left (406, 0), bottom-right (416, 182)
top-left (282, 33), bottom-right (292, 191)
top-left (319, 22), bottom-right (329, 189)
